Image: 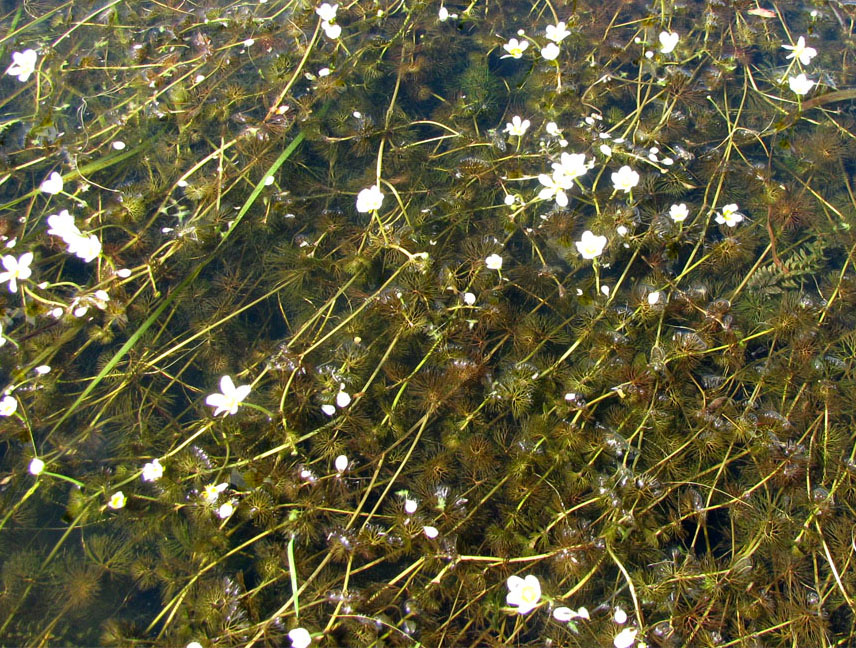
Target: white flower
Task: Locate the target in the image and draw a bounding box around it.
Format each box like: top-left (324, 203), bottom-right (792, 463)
top-left (217, 501), bottom-right (235, 519)
top-left (539, 154), bottom-right (588, 206)
top-left (423, 525), bottom-right (439, 538)
top-left (485, 253), bottom-right (503, 270)
top-left (575, 230), bottom-right (607, 260)
top-left (546, 22), bottom-right (570, 43)
top-left (356, 185), bottom-right (384, 212)
top-left (504, 115), bottom-right (530, 137)
top-left (438, 6), bottom-right (449, 21)
top-left (616, 225), bottom-right (628, 236)
top-left (335, 454), bottom-right (348, 472)
top-left (659, 31), bottom-right (679, 54)
top-left (614, 606), bottom-right (628, 623)
top-left (463, 291), bottom-right (476, 305)
top-left (288, 627), bottom-right (312, 648)
top-left (715, 203), bottom-right (744, 227)
top-left (108, 491), bottom-right (127, 510)
top-left (141, 458), bottom-right (164, 482)
top-left (0, 252), bottom-right (33, 293)
top-left (788, 73), bottom-right (815, 96)
top-left (321, 404), bottom-right (336, 416)
top-left (502, 38), bottom-right (529, 59)
top-left (553, 605), bottom-right (590, 622)
top-left (187, 642), bottom-right (203, 648)
top-left (93, 290), bottom-right (110, 309)
top-left (611, 166), bottom-right (640, 193)
top-left (315, 2), bottom-right (338, 21)
top-left (614, 627), bottom-right (637, 648)
top-left (336, 389), bottom-right (351, 408)
top-left (545, 121), bottom-right (562, 137)
top-left (6, 49), bottom-right (37, 82)
top-left (65, 233), bottom-right (102, 263)
top-left (538, 173), bottom-right (569, 207)
top-left (202, 482), bottom-right (228, 504)
top-left (669, 203), bottom-right (689, 222)
top-left (321, 21), bottom-right (341, 39)
top-left (40, 171), bottom-right (63, 195)
top-left (205, 375), bottom-right (252, 416)
top-left (541, 43), bottom-right (560, 61)
top-left (647, 291), bottom-right (661, 305)
top-left (552, 606), bottom-right (573, 622)
top-left (47, 211), bottom-right (101, 262)
top-left (599, 143), bottom-right (613, 157)
top-left (47, 210), bottom-right (79, 240)
top-left (783, 36), bottom-right (817, 65)
top-left (112, 140), bottom-right (126, 150)
top-left (0, 395), bottom-right (16, 417)
top-left (554, 152), bottom-right (591, 182)
top-left (29, 457), bottom-right (45, 476)
top-left (506, 574), bottom-right (542, 614)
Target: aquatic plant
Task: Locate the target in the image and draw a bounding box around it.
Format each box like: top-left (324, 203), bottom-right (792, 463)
top-left (1, 0), bottom-right (856, 646)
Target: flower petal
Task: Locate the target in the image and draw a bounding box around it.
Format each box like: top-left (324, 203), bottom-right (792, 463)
top-left (507, 575), bottom-right (524, 591)
top-left (219, 375), bottom-right (236, 395)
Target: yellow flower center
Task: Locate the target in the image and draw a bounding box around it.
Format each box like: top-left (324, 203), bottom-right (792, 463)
top-left (520, 585), bottom-right (538, 604)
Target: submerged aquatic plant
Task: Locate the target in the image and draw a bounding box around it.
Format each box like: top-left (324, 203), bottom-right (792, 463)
top-left (1, 0), bottom-right (856, 646)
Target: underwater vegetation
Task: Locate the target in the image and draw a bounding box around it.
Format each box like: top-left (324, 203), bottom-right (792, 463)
top-left (2, 0), bottom-right (856, 646)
